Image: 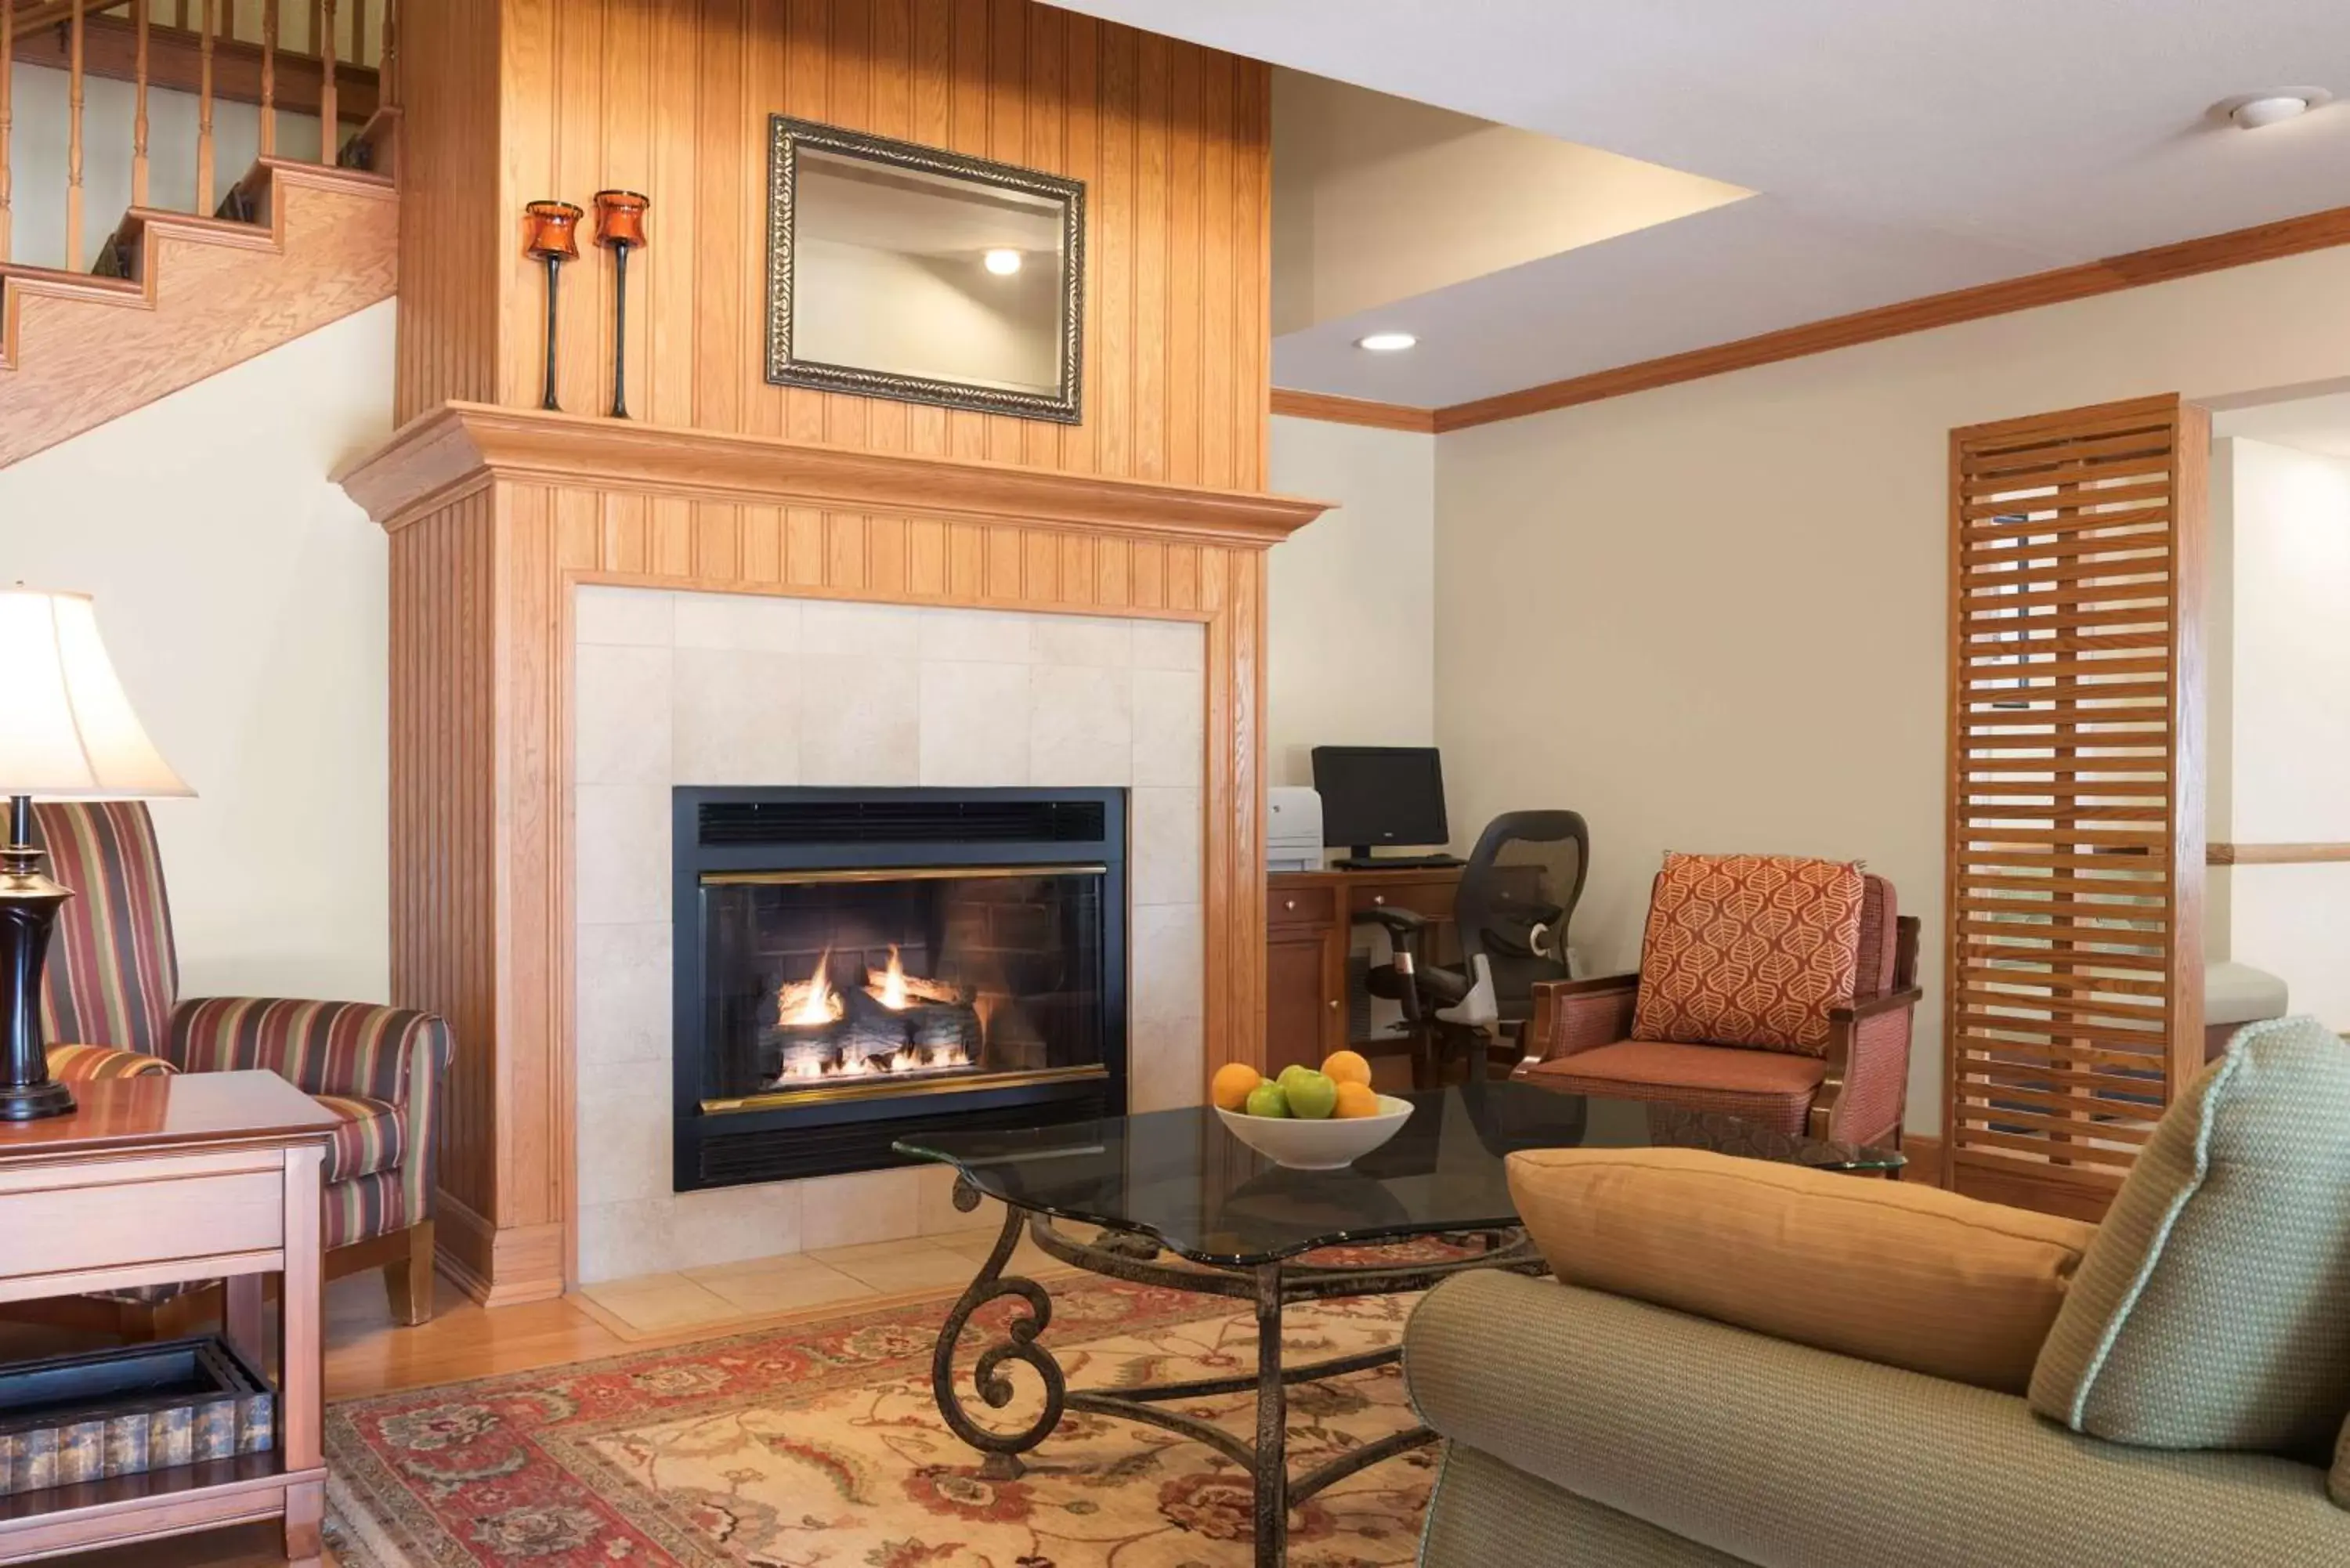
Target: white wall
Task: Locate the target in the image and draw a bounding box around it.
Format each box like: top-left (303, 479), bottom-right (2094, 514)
top-left (0, 302), bottom-right (394, 1003)
top-left (2217, 435), bottom-right (2350, 1029)
top-left (1265, 414), bottom-right (1437, 787)
top-left (1434, 244), bottom-right (2350, 1133)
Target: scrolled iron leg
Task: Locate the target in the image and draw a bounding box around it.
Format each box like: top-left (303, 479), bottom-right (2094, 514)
top-left (1253, 1260), bottom-right (1286, 1568)
top-left (931, 1183), bottom-right (1066, 1481)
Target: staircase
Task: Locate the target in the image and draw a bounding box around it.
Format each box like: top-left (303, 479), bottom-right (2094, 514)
top-left (0, 0), bottom-right (398, 468)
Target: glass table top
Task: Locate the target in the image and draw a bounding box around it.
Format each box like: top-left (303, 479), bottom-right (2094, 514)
top-left (895, 1080), bottom-right (1903, 1266)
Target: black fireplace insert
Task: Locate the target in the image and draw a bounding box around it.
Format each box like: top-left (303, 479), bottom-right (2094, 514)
top-left (671, 786), bottom-right (1126, 1190)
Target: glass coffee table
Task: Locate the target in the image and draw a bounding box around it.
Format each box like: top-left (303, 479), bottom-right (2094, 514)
top-left (897, 1079), bottom-right (1900, 1567)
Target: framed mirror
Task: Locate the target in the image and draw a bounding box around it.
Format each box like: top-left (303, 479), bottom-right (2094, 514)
top-left (767, 117), bottom-right (1085, 424)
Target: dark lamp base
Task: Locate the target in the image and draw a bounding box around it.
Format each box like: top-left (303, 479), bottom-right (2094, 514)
top-left (0, 1075), bottom-right (74, 1121)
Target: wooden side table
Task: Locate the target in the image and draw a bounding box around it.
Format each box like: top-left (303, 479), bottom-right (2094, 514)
top-left (0, 1071), bottom-right (338, 1566)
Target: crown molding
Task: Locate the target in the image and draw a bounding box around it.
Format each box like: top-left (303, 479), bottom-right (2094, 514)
top-left (337, 403), bottom-right (1333, 546)
top-left (1270, 388), bottom-right (1437, 433)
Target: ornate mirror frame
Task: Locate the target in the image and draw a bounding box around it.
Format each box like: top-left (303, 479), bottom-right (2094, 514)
top-left (765, 116), bottom-right (1086, 424)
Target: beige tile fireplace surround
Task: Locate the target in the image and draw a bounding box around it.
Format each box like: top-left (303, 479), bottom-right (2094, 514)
top-left (338, 404), bottom-right (1326, 1305)
top-left (571, 586), bottom-right (1207, 1282)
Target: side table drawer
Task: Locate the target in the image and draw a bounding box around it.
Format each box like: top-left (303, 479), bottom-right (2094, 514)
top-left (0, 1165), bottom-right (284, 1280)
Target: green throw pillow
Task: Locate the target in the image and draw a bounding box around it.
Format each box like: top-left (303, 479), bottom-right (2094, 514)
top-left (2029, 1015), bottom-right (2350, 1459)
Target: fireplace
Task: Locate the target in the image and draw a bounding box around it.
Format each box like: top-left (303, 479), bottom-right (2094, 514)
top-left (671, 787), bottom-right (1126, 1190)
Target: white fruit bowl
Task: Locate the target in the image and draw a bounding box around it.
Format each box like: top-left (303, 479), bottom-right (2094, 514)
top-left (1213, 1095), bottom-right (1415, 1170)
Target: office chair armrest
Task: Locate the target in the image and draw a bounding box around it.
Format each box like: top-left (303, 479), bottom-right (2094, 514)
top-left (1354, 905), bottom-right (1432, 940)
top-left (1514, 974), bottom-right (1640, 1076)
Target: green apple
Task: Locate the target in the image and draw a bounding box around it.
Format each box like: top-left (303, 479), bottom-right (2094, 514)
top-left (1284, 1069), bottom-right (1338, 1120)
top-left (1277, 1064), bottom-right (1317, 1094)
top-left (1245, 1082), bottom-right (1292, 1118)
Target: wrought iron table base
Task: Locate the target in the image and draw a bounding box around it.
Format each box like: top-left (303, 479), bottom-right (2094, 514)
top-left (927, 1177), bottom-right (1543, 1568)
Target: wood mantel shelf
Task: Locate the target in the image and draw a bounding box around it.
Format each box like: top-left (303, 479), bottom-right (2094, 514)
top-left (337, 403), bottom-right (1331, 547)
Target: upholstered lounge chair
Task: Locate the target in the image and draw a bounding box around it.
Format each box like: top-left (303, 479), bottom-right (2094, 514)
top-left (32, 801), bottom-right (451, 1332)
top-left (1513, 853), bottom-right (1920, 1147)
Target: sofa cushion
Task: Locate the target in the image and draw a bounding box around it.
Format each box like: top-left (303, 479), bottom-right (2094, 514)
top-left (1630, 852), bottom-right (1864, 1055)
top-left (1525, 1039), bottom-right (1824, 1135)
top-left (2337, 1418), bottom-right (2350, 1508)
top-left (1405, 1271), bottom-right (2350, 1566)
top-left (1507, 1146), bottom-right (2097, 1393)
top-left (313, 1093), bottom-right (407, 1186)
top-left (2030, 1015), bottom-right (2350, 1459)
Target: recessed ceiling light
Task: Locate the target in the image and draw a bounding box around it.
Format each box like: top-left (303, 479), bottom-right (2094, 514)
top-left (2222, 86), bottom-right (2333, 128)
top-left (1357, 331), bottom-right (1417, 352)
top-left (983, 248), bottom-right (1022, 276)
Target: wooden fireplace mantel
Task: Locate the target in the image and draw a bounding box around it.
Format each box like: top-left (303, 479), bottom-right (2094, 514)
top-left (338, 402), bottom-right (1329, 1306)
top-left (338, 403), bottom-right (1330, 547)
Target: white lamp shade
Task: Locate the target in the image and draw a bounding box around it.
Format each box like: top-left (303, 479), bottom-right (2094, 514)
top-left (0, 590), bottom-right (190, 799)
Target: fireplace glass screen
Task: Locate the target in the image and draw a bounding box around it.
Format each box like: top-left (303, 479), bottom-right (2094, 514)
top-left (698, 866), bottom-right (1111, 1107)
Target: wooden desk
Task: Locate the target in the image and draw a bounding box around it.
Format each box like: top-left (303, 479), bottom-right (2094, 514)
top-left (0, 1071), bottom-right (337, 1566)
top-left (1266, 865), bottom-right (1464, 1084)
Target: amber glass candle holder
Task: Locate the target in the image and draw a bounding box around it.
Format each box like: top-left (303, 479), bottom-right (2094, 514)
top-left (523, 201), bottom-right (584, 412)
top-left (593, 190), bottom-right (651, 419)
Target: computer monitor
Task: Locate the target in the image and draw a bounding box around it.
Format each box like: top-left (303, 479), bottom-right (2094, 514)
top-left (1311, 746), bottom-right (1450, 857)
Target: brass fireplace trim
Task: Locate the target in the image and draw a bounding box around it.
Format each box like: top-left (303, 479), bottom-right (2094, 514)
top-left (701, 863), bottom-right (1108, 888)
top-left (701, 1061), bottom-right (1110, 1115)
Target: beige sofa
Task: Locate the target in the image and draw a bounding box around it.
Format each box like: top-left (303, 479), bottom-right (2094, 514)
top-left (1405, 1015), bottom-right (2350, 1568)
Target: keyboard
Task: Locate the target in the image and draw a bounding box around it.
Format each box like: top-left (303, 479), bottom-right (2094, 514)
top-left (1333, 854), bottom-right (1466, 870)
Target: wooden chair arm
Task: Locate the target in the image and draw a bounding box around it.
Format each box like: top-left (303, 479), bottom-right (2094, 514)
top-left (1517, 973), bottom-right (1640, 1078)
top-left (1828, 985), bottom-right (1925, 1024)
top-left (1810, 985), bottom-right (1923, 1146)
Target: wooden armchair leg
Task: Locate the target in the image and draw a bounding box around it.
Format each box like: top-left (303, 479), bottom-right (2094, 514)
top-left (385, 1219), bottom-right (437, 1327)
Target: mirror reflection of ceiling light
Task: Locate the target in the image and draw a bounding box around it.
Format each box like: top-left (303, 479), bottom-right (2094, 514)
top-left (983, 248), bottom-right (1023, 275)
top-left (2225, 87), bottom-right (2332, 128)
top-left (1357, 331), bottom-right (1417, 352)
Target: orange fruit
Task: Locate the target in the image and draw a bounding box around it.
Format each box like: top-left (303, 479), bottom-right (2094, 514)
top-left (1321, 1049), bottom-right (1373, 1089)
top-left (1332, 1081), bottom-right (1383, 1119)
top-left (1210, 1061), bottom-right (1263, 1112)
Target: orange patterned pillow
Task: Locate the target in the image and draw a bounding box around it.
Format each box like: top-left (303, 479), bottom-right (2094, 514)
top-left (1630, 853), bottom-right (1864, 1055)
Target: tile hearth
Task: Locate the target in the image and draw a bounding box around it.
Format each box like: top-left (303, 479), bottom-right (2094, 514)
top-left (572, 586), bottom-right (1208, 1284)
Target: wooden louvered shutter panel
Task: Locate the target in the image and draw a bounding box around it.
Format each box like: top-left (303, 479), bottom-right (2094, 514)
top-left (1944, 394), bottom-right (2206, 1221)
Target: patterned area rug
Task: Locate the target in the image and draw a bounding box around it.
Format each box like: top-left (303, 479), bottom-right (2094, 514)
top-left (326, 1263), bottom-right (1440, 1566)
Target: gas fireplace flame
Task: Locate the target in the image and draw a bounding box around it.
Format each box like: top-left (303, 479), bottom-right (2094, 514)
top-left (778, 949), bottom-right (844, 1027)
top-left (875, 946), bottom-right (909, 1010)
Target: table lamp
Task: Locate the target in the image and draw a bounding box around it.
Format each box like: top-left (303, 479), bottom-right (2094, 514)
top-left (0, 590), bottom-right (190, 1120)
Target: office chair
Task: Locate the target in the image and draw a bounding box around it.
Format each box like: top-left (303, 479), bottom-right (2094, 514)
top-left (1359, 810), bottom-right (1589, 1087)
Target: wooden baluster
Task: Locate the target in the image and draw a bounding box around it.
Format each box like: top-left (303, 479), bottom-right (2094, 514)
top-left (197, 0), bottom-right (216, 213)
top-left (382, 0), bottom-right (399, 108)
top-left (67, 0), bottom-right (86, 270)
top-left (318, 0), bottom-right (339, 163)
top-left (0, 0), bottom-right (12, 265)
top-left (260, 0), bottom-right (279, 157)
top-left (133, 0), bottom-right (152, 208)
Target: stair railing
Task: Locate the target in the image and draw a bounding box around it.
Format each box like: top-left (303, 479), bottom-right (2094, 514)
top-left (0, 0), bottom-right (396, 269)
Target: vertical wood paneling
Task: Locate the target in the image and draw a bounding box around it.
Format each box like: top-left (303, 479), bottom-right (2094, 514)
top-left (385, 0), bottom-right (1278, 1306)
top-left (1943, 395), bottom-right (2207, 1220)
top-left (391, 0), bottom-right (500, 421)
top-left (405, 0), bottom-right (1266, 485)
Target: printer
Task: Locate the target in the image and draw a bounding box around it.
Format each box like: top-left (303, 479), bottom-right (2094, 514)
top-left (1267, 787), bottom-right (1324, 873)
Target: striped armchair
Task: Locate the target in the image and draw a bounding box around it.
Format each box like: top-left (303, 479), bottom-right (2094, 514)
top-left (32, 802), bottom-right (450, 1331)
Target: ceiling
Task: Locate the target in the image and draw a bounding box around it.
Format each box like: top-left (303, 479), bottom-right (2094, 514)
top-left (2218, 392), bottom-right (2350, 461)
top-left (1048, 0), bottom-right (2350, 408)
